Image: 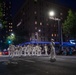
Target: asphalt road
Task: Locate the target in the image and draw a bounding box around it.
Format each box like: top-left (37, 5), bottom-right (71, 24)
top-left (0, 56), bottom-right (76, 75)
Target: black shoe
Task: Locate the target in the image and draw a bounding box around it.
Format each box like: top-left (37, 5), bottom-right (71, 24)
top-left (50, 58), bottom-right (56, 62)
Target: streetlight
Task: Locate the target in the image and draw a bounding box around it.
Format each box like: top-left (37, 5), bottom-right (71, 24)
top-left (49, 11), bottom-right (55, 17)
top-left (49, 11), bottom-right (63, 51)
top-left (11, 33), bottom-right (14, 36)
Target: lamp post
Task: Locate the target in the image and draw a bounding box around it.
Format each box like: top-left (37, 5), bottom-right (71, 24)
top-left (49, 11), bottom-right (63, 51)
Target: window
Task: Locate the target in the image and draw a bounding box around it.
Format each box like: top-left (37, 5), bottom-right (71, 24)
top-left (11, 30), bottom-right (12, 31)
top-left (35, 21), bottom-right (37, 24)
top-left (9, 26), bottom-right (12, 28)
top-left (11, 23), bottom-right (12, 25)
top-left (54, 34), bottom-right (56, 37)
top-left (9, 29), bottom-right (12, 32)
top-left (34, 11), bottom-right (37, 14)
top-left (40, 22), bottom-right (42, 25)
top-left (51, 34), bottom-right (53, 37)
top-left (60, 13), bottom-right (63, 15)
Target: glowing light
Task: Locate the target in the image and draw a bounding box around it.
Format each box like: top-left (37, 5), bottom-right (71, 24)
top-left (11, 33), bottom-right (14, 36)
top-left (49, 11), bottom-right (55, 16)
top-left (38, 29), bottom-right (41, 32)
top-left (0, 52), bottom-right (2, 56)
top-left (70, 40), bottom-right (76, 44)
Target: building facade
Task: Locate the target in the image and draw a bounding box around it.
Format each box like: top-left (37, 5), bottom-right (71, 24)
top-left (13, 0), bottom-right (68, 43)
top-left (0, 0), bottom-right (13, 49)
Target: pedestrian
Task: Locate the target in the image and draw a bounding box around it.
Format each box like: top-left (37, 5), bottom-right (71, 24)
top-left (50, 39), bottom-right (56, 62)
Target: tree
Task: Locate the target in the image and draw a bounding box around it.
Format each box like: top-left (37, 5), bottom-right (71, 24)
top-left (6, 33), bottom-right (15, 44)
top-left (62, 9), bottom-right (76, 39)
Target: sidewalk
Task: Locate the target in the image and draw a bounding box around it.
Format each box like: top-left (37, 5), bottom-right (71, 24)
top-left (0, 55), bottom-right (9, 57)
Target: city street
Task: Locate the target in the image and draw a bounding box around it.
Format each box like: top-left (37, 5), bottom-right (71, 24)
top-left (0, 0), bottom-right (76, 75)
top-left (0, 55), bottom-right (76, 75)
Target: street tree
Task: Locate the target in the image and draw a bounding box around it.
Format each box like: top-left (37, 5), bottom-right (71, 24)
top-left (62, 9), bottom-right (76, 39)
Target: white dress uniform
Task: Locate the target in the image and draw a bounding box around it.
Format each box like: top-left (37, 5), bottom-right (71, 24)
top-left (8, 44), bottom-right (15, 58)
top-left (32, 45), bottom-right (36, 56)
top-left (23, 45), bottom-right (27, 56)
top-left (35, 45), bottom-right (41, 56)
top-left (44, 44), bottom-right (48, 55)
top-left (26, 45), bottom-right (31, 56)
top-left (50, 39), bottom-right (56, 61)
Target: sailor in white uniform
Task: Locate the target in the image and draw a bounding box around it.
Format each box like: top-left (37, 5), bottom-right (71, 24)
top-left (44, 44), bottom-right (48, 55)
top-left (50, 39), bottom-right (56, 61)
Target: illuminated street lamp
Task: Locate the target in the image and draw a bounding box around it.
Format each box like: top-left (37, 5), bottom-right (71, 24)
top-left (49, 11), bottom-right (63, 51)
top-left (11, 33), bottom-right (14, 36)
top-left (49, 11), bottom-right (55, 17)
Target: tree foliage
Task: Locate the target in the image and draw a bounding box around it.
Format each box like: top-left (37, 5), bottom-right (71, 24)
top-left (63, 9), bottom-right (76, 38)
top-left (0, 3), bottom-right (2, 18)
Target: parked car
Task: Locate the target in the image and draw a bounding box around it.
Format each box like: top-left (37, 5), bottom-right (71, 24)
top-left (2, 49), bottom-right (9, 55)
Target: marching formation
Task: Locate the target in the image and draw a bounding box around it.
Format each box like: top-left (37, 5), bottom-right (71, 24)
top-left (8, 44), bottom-right (46, 57)
top-left (7, 39), bottom-right (56, 61)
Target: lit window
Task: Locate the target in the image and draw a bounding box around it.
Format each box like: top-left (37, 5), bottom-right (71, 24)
top-left (34, 11), bottom-right (37, 14)
top-left (54, 34), bottom-right (56, 36)
top-left (51, 34), bottom-right (53, 37)
top-left (9, 26), bottom-right (12, 28)
top-left (40, 22), bottom-right (42, 25)
top-left (35, 21), bottom-right (37, 24)
top-left (9, 30), bottom-right (10, 31)
top-left (11, 26), bottom-right (12, 28)
top-left (9, 23), bottom-right (10, 25)
top-left (11, 30), bottom-right (12, 31)
top-left (60, 13), bottom-right (63, 15)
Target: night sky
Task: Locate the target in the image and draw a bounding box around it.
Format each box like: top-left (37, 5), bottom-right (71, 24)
top-left (11, 0), bottom-right (76, 17)
top-left (11, 0), bottom-right (25, 16)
